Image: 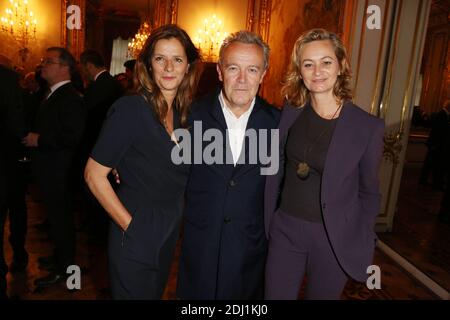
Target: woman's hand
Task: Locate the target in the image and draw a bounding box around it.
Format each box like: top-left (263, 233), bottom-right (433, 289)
top-left (111, 168), bottom-right (121, 184)
top-left (85, 157), bottom-right (132, 232)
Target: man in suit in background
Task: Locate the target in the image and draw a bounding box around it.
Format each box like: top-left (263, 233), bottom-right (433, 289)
top-left (79, 49), bottom-right (122, 242)
top-left (0, 57), bottom-right (27, 299)
top-left (23, 47), bottom-right (86, 288)
top-left (420, 101), bottom-right (450, 190)
top-left (177, 31), bottom-right (280, 299)
top-left (80, 49), bottom-right (122, 154)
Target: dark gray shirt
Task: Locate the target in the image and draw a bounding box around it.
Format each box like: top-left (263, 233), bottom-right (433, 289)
top-left (280, 103), bottom-right (337, 223)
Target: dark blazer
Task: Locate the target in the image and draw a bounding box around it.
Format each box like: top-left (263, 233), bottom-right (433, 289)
top-left (0, 66), bottom-right (25, 206)
top-left (177, 92), bottom-right (280, 299)
top-left (34, 82), bottom-right (86, 181)
top-left (84, 71), bottom-right (122, 151)
top-left (264, 101), bottom-right (385, 282)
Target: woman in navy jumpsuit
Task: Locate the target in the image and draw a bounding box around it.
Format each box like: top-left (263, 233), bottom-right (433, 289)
top-left (84, 25), bottom-right (201, 299)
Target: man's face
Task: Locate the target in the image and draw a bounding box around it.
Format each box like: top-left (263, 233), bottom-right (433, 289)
top-left (217, 42), bottom-right (267, 113)
top-left (40, 50), bottom-right (68, 85)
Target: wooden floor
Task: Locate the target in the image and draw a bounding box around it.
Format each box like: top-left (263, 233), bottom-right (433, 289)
top-left (3, 134), bottom-right (446, 299)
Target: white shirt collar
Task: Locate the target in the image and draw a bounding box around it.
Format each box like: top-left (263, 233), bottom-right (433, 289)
top-left (94, 69), bottom-right (108, 81)
top-left (218, 90), bottom-right (255, 120)
top-left (218, 90), bottom-right (255, 165)
top-left (47, 80), bottom-right (71, 99)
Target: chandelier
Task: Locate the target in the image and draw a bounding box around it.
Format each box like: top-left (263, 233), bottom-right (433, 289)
top-left (0, 0), bottom-right (37, 49)
top-left (195, 14), bottom-right (228, 62)
top-left (127, 21), bottom-right (151, 59)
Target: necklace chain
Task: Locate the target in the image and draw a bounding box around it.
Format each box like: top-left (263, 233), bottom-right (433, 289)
top-left (297, 103), bottom-right (342, 179)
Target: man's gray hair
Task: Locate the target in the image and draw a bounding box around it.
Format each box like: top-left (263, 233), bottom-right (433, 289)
top-left (218, 30), bottom-right (270, 70)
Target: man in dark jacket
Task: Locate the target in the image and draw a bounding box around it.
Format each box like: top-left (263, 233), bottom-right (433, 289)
top-left (177, 31), bottom-right (280, 299)
top-left (420, 101), bottom-right (450, 189)
top-left (80, 49), bottom-right (122, 154)
top-left (0, 59), bottom-right (27, 299)
top-left (23, 47), bottom-right (86, 288)
top-left (79, 49), bottom-right (122, 241)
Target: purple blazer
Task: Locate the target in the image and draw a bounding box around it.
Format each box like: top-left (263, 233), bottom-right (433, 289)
top-left (264, 100), bottom-right (385, 282)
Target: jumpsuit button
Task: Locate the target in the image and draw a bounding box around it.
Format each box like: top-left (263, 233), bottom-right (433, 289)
top-left (224, 217), bottom-right (231, 224)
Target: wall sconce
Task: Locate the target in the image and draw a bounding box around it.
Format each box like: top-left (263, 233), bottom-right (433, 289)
top-left (1, 0), bottom-right (37, 53)
top-left (195, 14), bottom-right (228, 62)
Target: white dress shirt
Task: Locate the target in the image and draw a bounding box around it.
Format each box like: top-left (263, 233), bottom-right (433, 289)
top-left (47, 80), bottom-right (71, 99)
top-left (94, 69), bottom-right (108, 81)
top-left (219, 91), bottom-right (255, 166)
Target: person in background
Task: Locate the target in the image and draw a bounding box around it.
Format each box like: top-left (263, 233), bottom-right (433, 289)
top-left (123, 59), bottom-right (136, 94)
top-left (22, 47), bottom-right (86, 288)
top-left (420, 100), bottom-right (450, 190)
top-left (0, 56), bottom-right (27, 299)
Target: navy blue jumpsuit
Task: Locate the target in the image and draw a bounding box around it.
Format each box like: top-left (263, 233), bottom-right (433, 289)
top-left (91, 95), bottom-right (189, 299)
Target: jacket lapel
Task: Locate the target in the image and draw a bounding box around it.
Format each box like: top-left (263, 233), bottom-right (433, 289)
top-left (200, 93), bottom-right (235, 179)
top-left (321, 101), bottom-right (354, 202)
top-left (232, 100), bottom-right (263, 178)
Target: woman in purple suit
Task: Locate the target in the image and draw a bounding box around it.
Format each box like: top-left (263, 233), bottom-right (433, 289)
top-left (264, 29), bottom-right (385, 299)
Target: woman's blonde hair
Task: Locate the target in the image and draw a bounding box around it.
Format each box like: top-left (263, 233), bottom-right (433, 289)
top-left (134, 24), bottom-right (201, 127)
top-left (282, 28), bottom-right (352, 108)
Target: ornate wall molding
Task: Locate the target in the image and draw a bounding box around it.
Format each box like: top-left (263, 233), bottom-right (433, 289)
top-left (383, 130), bottom-right (403, 165)
top-left (245, 0), bottom-right (271, 43)
top-left (246, 0), bottom-right (255, 31)
top-left (60, 0), bottom-right (85, 59)
top-left (154, 0), bottom-right (178, 28)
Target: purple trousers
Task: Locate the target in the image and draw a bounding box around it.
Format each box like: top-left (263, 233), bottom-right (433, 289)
top-left (265, 209), bottom-right (348, 300)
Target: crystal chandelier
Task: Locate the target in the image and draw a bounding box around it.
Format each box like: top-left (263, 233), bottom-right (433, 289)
top-left (127, 21), bottom-right (151, 59)
top-left (0, 0), bottom-right (37, 50)
top-left (195, 14), bottom-right (228, 62)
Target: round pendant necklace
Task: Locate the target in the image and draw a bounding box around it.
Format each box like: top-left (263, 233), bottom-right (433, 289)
top-left (296, 103), bottom-right (343, 180)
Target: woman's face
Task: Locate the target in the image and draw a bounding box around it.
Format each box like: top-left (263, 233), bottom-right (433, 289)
top-left (299, 40), bottom-right (341, 97)
top-left (151, 37), bottom-right (189, 98)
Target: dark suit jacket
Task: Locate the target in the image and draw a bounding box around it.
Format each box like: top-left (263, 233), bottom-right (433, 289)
top-left (264, 101), bottom-right (385, 282)
top-left (34, 83), bottom-right (86, 184)
top-left (84, 71), bottom-right (122, 151)
top-left (0, 65), bottom-right (25, 208)
top-left (177, 92), bottom-right (280, 299)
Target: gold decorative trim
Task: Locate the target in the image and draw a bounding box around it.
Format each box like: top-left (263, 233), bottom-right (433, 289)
top-left (381, 0), bottom-right (403, 120)
top-left (170, 0), bottom-right (178, 24)
top-left (381, 0), bottom-right (430, 218)
top-left (399, 0), bottom-right (425, 134)
top-left (383, 130), bottom-right (403, 165)
top-left (353, 0), bottom-right (369, 100)
top-left (61, 0), bottom-right (85, 59)
top-left (61, 0), bottom-right (67, 46)
top-left (341, 0), bottom-right (357, 56)
top-left (246, 0), bottom-right (255, 31)
top-left (381, 129), bottom-right (403, 218)
top-left (258, 0), bottom-right (272, 43)
top-left (370, 0), bottom-right (391, 116)
top-left (154, 0), bottom-right (178, 28)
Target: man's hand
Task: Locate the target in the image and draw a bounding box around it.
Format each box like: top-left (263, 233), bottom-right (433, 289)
top-left (22, 132), bottom-right (40, 147)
